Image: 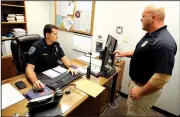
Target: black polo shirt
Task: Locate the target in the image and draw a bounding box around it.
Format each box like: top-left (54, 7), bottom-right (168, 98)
top-left (129, 25), bottom-right (177, 85)
top-left (28, 38), bottom-right (65, 72)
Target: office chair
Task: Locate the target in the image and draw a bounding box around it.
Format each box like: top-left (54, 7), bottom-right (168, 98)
top-left (11, 34), bottom-right (41, 74)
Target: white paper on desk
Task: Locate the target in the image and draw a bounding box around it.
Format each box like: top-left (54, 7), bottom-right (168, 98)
top-left (76, 1), bottom-right (92, 12)
top-left (2, 83), bottom-right (25, 110)
top-left (85, 52), bottom-right (99, 58)
top-left (77, 56), bottom-right (102, 67)
top-left (52, 66), bottom-right (67, 74)
top-left (42, 69), bottom-right (60, 78)
top-left (78, 56), bottom-right (90, 63)
top-left (62, 17), bottom-right (74, 31)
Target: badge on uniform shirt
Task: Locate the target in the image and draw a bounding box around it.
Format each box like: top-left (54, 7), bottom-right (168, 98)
top-left (56, 47), bottom-right (58, 52)
top-left (28, 46), bottom-right (36, 55)
top-left (141, 41), bottom-right (148, 47)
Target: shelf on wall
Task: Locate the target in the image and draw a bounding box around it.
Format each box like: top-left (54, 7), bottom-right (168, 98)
top-left (1, 37), bottom-right (15, 41)
top-left (2, 22), bottom-right (26, 24)
top-left (2, 55), bottom-right (12, 59)
top-left (1, 4), bottom-right (24, 8)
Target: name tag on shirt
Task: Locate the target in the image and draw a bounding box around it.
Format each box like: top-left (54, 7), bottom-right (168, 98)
top-left (43, 53), bottom-right (48, 55)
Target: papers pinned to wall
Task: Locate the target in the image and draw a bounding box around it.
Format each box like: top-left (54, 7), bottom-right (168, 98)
top-left (57, 15), bottom-right (63, 27)
top-left (73, 11), bottom-right (91, 33)
top-left (73, 34), bottom-right (91, 53)
top-left (55, 1), bottom-right (95, 35)
top-left (67, 2), bottom-right (75, 15)
top-left (62, 16), bottom-right (74, 31)
top-left (56, 2), bottom-right (68, 17)
top-left (76, 1), bottom-right (92, 12)
top-left (56, 1), bottom-right (75, 17)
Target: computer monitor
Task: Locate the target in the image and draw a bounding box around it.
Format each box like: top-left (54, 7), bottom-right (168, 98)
top-left (100, 35), bottom-right (117, 77)
top-left (106, 35), bottom-right (118, 54)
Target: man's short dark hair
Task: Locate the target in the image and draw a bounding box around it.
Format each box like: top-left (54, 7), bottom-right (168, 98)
top-left (43, 24), bottom-right (58, 38)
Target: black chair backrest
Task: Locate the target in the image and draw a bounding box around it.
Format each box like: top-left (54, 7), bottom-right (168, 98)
top-left (11, 34), bottom-right (41, 74)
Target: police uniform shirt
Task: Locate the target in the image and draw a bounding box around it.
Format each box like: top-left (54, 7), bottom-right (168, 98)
top-left (28, 38), bottom-right (65, 72)
top-left (129, 25), bottom-right (177, 85)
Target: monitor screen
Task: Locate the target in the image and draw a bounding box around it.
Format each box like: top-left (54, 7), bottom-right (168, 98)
top-left (100, 35), bottom-right (117, 74)
top-left (105, 35), bottom-right (117, 54)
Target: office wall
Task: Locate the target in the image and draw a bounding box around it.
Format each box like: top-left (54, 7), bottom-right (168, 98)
top-left (49, 1), bottom-right (179, 115)
top-left (93, 2), bottom-right (179, 115)
top-left (25, 1), bottom-right (50, 37)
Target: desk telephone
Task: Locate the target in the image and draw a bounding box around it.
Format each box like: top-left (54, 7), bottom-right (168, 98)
top-left (27, 88), bottom-right (63, 116)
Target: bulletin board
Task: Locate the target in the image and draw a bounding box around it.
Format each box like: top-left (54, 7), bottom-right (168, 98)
top-left (55, 1), bottom-right (95, 36)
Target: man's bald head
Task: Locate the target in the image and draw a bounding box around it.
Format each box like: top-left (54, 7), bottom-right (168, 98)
top-left (141, 4), bottom-right (165, 33)
top-left (144, 4), bottom-right (165, 21)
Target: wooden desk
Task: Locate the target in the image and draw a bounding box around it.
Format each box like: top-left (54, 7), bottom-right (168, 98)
top-left (2, 74), bottom-right (88, 116)
top-left (70, 59), bottom-right (125, 116)
top-left (2, 59), bottom-right (125, 116)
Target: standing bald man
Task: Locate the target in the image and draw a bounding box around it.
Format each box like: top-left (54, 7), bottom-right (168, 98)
top-left (114, 4), bottom-right (177, 116)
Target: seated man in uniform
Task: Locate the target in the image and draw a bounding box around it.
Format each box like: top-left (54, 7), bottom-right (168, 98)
top-left (25, 24), bottom-right (77, 91)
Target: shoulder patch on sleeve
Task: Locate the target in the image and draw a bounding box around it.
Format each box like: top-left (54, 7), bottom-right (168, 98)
top-left (28, 46), bottom-right (36, 55)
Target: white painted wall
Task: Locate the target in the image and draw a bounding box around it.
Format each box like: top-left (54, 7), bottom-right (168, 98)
top-left (45, 1), bottom-right (180, 115)
top-left (25, 1), bottom-right (50, 37)
top-left (93, 2), bottom-right (180, 115)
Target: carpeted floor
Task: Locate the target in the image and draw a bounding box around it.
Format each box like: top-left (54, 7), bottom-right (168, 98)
top-left (101, 95), bottom-right (167, 117)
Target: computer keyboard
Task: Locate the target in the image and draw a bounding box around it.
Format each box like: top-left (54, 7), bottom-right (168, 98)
top-left (46, 72), bottom-right (83, 90)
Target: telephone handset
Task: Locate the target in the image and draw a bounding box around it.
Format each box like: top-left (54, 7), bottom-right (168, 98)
top-left (27, 88), bottom-right (63, 116)
top-left (27, 94), bottom-right (53, 108)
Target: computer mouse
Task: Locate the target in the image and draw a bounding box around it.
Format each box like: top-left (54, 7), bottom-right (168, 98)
top-left (37, 88), bottom-right (44, 92)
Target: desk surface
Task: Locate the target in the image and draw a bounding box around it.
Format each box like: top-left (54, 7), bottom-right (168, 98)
top-left (2, 59), bottom-right (125, 116)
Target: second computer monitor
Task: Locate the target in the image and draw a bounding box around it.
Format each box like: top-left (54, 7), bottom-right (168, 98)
top-left (106, 35), bottom-right (118, 54)
top-left (100, 35), bottom-right (117, 75)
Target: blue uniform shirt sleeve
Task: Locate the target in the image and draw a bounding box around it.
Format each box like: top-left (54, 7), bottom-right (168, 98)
top-left (58, 45), bottom-right (65, 59)
top-left (54, 42), bottom-right (65, 59)
top-left (153, 40), bottom-right (176, 75)
top-left (28, 45), bottom-right (39, 66)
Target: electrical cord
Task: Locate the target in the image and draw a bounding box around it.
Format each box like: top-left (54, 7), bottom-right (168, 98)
top-left (108, 94), bottom-right (121, 108)
top-left (100, 95), bottom-right (122, 116)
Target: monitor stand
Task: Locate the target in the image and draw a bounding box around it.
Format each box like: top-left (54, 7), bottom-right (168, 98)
top-left (101, 65), bottom-right (116, 78)
top-left (91, 65), bottom-right (116, 78)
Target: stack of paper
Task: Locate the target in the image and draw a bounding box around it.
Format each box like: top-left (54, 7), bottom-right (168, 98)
top-left (77, 56), bottom-right (102, 67)
top-left (52, 66), bottom-right (67, 73)
top-left (2, 83), bottom-right (25, 110)
top-left (42, 69), bottom-right (60, 78)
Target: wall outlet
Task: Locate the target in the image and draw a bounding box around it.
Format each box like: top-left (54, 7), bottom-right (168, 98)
top-left (116, 26), bottom-right (123, 34)
top-left (96, 35), bottom-right (104, 42)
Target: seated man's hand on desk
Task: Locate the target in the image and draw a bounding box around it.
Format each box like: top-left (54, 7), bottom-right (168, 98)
top-left (26, 63), bottom-right (45, 91)
top-left (67, 67), bottom-right (78, 76)
top-left (33, 80), bottom-right (44, 91)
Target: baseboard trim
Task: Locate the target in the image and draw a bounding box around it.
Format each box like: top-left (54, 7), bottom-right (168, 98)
top-left (151, 106), bottom-right (177, 117)
top-left (119, 92), bottom-right (128, 98)
top-left (119, 92), bottom-right (177, 117)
